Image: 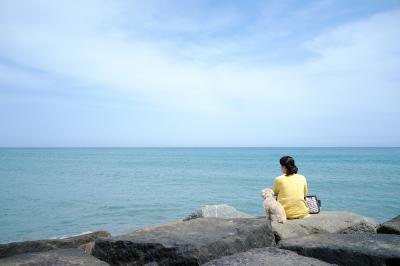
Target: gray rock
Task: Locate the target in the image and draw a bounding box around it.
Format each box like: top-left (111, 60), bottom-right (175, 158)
top-left (184, 204), bottom-right (254, 221)
top-left (0, 231), bottom-right (111, 259)
top-left (272, 211), bottom-right (378, 242)
top-left (0, 248), bottom-right (109, 266)
top-left (143, 262), bottom-right (160, 266)
top-left (92, 217), bottom-right (275, 265)
top-left (378, 215), bottom-right (400, 235)
top-left (278, 233), bottom-right (400, 266)
top-left (201, 247), bottom-right (334, 266)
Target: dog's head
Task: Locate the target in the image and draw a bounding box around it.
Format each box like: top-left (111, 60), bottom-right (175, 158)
top-left (261, 188), bottom-right (274, 199)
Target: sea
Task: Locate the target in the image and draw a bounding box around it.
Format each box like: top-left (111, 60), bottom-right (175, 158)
top-left (0, 147), bottom-right (399, 244)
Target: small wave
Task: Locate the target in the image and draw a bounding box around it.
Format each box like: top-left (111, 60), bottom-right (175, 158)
top-left (50, 231), bottom-right (93, 240)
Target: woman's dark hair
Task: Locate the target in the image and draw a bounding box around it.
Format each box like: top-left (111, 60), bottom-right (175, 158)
top-left (280, 156), bottom-right (298, 175)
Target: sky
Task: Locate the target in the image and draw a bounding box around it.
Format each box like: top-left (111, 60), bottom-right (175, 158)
top-left (0, 0), bottom-right (399, 147)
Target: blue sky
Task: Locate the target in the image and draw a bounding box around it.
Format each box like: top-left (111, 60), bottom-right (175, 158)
top-left (0, 0), bottom-right (399, 147)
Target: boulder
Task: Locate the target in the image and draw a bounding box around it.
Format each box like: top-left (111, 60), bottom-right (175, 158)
top-left (0, 248), bottom-right (109, 266)
top-left (272, 211), bottom-right (378, 242)
top-left (201, 247), bottom-right (334, 266)
top-left (91, 217), bottom-right (275, 265)
top-left (278, 233), bottom-right (400, 266)
top-left (0, 231), bottom-right (111, 259)
top-left (183, 204), bottom-right (254, 221)
top-left (378, 215), bottom-right (400, 235)
top-left (143, 262), bottom-right (160, 266)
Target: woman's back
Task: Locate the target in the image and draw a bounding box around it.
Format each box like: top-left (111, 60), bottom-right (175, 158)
top-left (273, 173), bottom-right (310, 219)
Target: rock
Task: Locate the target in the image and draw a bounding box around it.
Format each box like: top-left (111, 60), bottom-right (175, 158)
top-left (272, 211), bottom-right (378, 242)
top-left (80, 241), bottom-right (96, 254)
top-left (378, 215), bottom-right (400, 235)
top-left (278, 233), bottom-right (400, 266)
top-left (183, 204), bottom-right (254, 221)
top-left (201, 247), bottom-right (334, 266)
top-left (91, 217), bottom-right (275, 265)
top-left (0, 248), bottom-right (109, 266)
top-left (0, 231), bottom-right (111, 259)
top-left (143, 262), bottom-right (160, 266)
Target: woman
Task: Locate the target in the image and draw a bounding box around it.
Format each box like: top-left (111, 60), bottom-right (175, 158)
top-left (273, 156), bottom-right (310, 219)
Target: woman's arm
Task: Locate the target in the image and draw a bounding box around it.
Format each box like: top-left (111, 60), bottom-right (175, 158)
top-left (273, 179), bottom-right (280, 196)
top-left (304, 177), bottom-right (308, 197)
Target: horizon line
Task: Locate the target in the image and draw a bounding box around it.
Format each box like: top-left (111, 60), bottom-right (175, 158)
top-left (1, 146), bottom-right (399, 149)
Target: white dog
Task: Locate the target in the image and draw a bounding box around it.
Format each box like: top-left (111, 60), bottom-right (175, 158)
top-left (261, 188), bottom-right (286, 223)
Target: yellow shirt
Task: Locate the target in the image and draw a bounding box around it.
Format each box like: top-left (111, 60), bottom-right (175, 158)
top-left (273, 173), bottom-right (310, 219)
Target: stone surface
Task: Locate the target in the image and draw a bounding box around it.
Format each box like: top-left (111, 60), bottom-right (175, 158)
top-left (143, 262), bottom-right (160, 266)
top-left (378, 215), bottom-right (400, 235)
top-left (272, 211), bottom-right (378, 242)
top-left (0, 248), bottom-right (109, 266)
top-left (183, 204), bottom-right (254, 221)
top-left (0, 231), bottom-right (111, 259)
top-left (279, 233), bottom-right (400, 266)
top-left (201, 247), bottom-right (334, 266)
top-left (92, 217), bottom-right (275, 265)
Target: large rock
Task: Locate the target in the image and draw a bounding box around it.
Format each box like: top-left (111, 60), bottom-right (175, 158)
top-left (378, 215), bottom-right (400, 235)
top-left (272, 211), bottom-right (378, 242)
top-left (0, 248), bottom-right (109, 266)
top-left (92, 217), bottom-right (275, 265)
top-left (183, 204), bottom-right (254, 221)
top-left (201, 247), bottom-right (334, 266)
top-left (279, 233), bottom-right (400, 266)
top-left (0, 231), bottom-right (111, 259)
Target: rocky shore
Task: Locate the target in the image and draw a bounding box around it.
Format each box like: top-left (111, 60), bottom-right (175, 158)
top-left (0, 205), bottom-right (399, 266)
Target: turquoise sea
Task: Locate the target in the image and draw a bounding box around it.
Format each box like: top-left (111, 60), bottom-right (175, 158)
top-left (0, 148), bottom-right (399, 244)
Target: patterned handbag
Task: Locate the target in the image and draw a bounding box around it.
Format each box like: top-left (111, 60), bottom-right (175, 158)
top-left (305, 195), bottom-right (321, 214)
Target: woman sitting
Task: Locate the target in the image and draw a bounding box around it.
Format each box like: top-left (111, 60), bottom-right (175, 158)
top-left (273, 156), bottom-right (310, 219)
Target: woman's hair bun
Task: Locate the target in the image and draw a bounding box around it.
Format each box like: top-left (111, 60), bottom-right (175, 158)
top-left (279, 156), bottom-right (298, 175)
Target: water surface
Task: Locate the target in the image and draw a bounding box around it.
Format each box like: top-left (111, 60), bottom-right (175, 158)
top-left (0, 147), bottom-right (399, 243)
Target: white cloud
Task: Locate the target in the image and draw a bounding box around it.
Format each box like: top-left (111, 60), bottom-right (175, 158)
top-left (0, 1), bottom-right (399, 145)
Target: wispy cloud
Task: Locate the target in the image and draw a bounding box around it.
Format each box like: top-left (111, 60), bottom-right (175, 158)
top-left (0, 0), bottom-right (399, 146)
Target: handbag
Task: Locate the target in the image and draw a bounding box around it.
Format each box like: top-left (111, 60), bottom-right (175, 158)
top-left (305, 195), bottom-right (321, 214)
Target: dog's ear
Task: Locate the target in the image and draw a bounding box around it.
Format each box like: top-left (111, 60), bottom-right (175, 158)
top-left (261, 188), bottom-right (269, 195)
top-left (262, 188), bottom-right (274, 197)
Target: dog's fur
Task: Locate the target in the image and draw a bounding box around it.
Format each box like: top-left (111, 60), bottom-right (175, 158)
top-left (262, 188), bottom-right (287, 223)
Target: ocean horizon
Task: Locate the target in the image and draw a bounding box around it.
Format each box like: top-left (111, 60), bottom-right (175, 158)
top-left (1, 147), bottom-right (399, 244)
